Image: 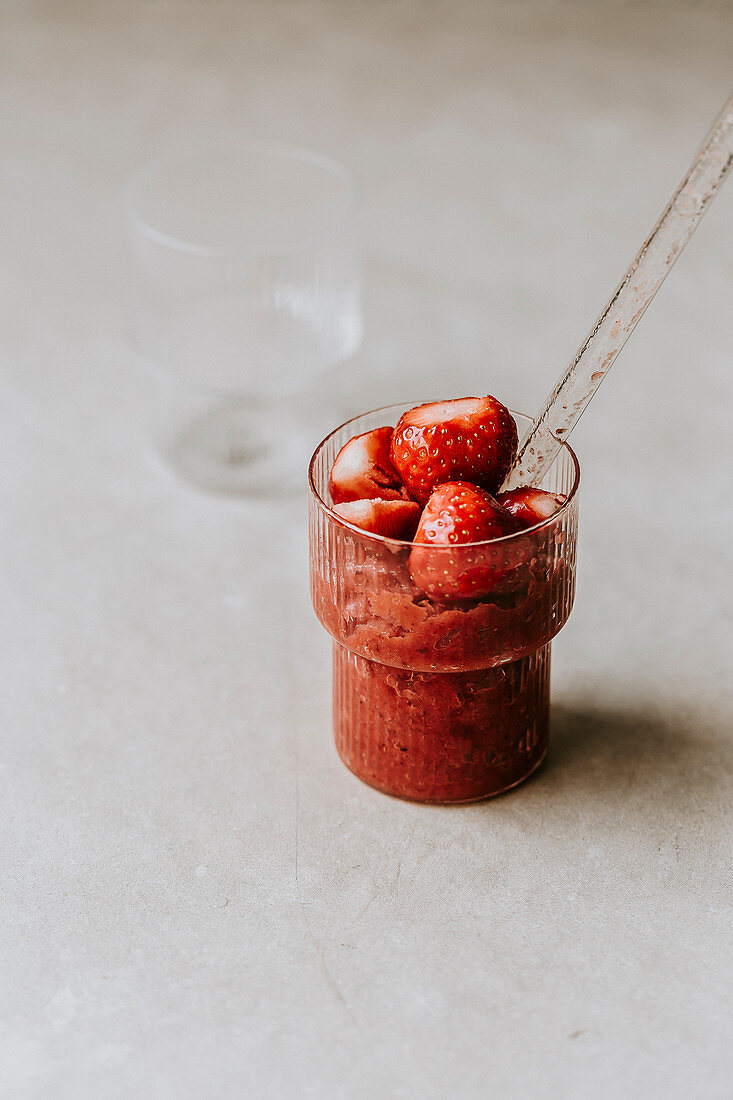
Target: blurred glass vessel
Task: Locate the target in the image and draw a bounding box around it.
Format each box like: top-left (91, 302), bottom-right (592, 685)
top-left (126, 142), bottom-right (361, 494)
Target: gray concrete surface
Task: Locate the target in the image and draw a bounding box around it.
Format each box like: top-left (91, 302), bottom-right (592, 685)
top-left (1, 2), bottom-right (732, 1097)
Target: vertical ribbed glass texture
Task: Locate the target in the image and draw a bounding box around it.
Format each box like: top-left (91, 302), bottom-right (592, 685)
top-left (308, 405), bottom-right (580, 803)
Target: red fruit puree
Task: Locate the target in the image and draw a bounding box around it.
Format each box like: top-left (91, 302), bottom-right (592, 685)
top-left (333, 644), bottom-right (550, 803)
top-left (312, 526), bottom-right (575, 803)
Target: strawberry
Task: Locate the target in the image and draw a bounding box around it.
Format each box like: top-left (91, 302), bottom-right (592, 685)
top-left (408, 481), bottom-right (523, 599)
top-left (390, 395), bottom-right (518, 505)
top-left (496, 487), bottom-right (565, 528)
top-left (332, 498), bottom-right (421, 540)
top-left (329, 426), bottom-right (407, 505)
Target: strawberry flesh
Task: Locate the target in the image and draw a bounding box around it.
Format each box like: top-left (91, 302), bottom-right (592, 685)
top-left (390, 395), bottom-right (518, 505)
top-left (408, 481), bottom-right (523, 599)
top-left (496, 487), bottom-right (565, 528)
top-left (332, 498), bottom-right (421, 540)
top-left (329, 426), bottom-right (407, 504)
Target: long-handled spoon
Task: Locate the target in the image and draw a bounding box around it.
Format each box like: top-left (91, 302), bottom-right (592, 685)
top-left (502, 94), bottom-right (733, 491)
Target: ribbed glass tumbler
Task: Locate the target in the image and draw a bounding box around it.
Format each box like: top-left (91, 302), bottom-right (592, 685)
top-left (308, 405), bottom-right (580, 803)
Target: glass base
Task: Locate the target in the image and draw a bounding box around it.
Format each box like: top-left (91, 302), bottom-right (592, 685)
top-left (332, 642), bottom-right (551, 803)
top-left (338, 746), bottom-right (548, 805)
top-left (157, 388), bottom-right (310, 496)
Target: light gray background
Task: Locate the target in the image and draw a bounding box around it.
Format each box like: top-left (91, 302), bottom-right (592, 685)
top-left (2, 2), bottom-right (732, 1097)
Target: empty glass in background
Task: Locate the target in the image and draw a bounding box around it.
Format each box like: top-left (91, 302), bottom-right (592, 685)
top-left (125, 143), bottom-right (362, 494)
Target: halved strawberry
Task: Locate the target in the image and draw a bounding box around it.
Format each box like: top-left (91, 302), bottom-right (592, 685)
top-left (390, 395), bottom-right (518, 505)
top-left (408, 481), bottom-right (523, 599)
top-left (329, 426), bottom-right (407, 504)
top-left (496, 487), bottom-right (566, 528)
top-left (332, 498), bottom-right (421, 540)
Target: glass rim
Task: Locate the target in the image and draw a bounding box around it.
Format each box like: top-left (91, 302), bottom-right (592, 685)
top-left (124, 140), bottom-right (356, 259)
top-left (308, 401), bottom-right (581, 549)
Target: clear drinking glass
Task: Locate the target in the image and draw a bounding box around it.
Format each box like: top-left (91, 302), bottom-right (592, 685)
top-left (308, 406), bottom-right (580, 803)
top-left (126, 143), bottom-right (361, 494)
